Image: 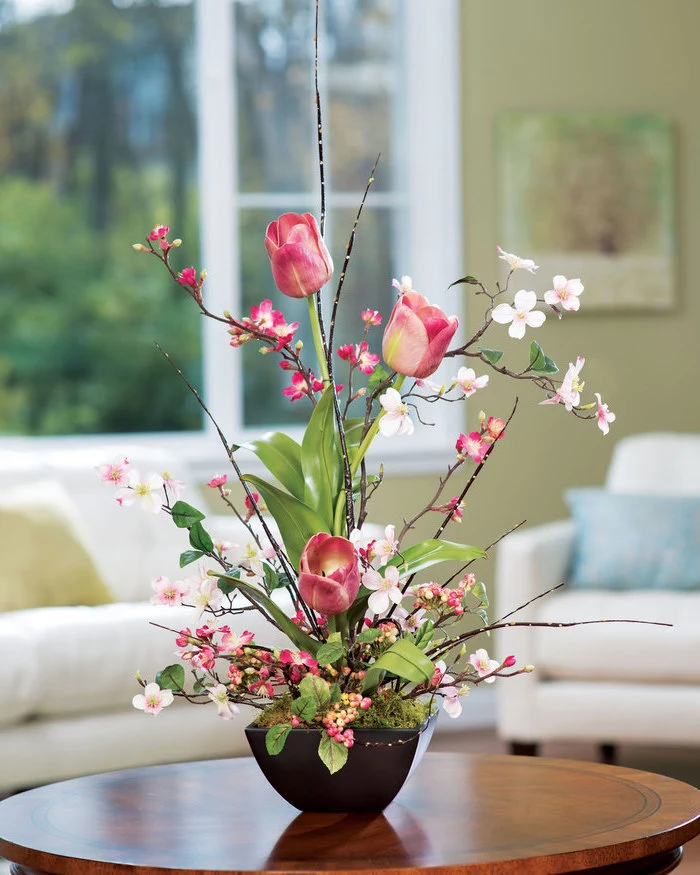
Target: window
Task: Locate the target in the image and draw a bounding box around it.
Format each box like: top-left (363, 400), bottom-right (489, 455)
top-left (1, 0), bottom-right (462, 474)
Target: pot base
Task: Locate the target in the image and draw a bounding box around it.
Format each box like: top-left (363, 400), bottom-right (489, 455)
top-left (245, 714), bottom-right (436, 812)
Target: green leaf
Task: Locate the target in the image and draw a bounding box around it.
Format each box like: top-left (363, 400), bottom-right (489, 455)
top-left (448, 275), bottom-right (480, 288)
top-left (329, 682), bottom-right (342, 704)
top-left (170, 501), bottom-right (205, 529)
top-left (244, 432), bottom-right (305, 501)
top-left (368, 364), bottom-right (392, 395)
top-left (265, 723), bottom-right (292, 756)
top-left (356, 628), bottom-right (383, 644)
top-left (387, 539), bottom-right (487, 577)
top-left (155, 664), bottom-right (185, 692)
top-left (478, 347), bottom-right (504, 366)
top-left (179, 549), bottom-right (204, 568)
top-left (262, 563), bottom-right (282, 591)
top-left (414, 620), bottom-right (435, 649)
top-left (291, 696), bottom-right (318, 722)
top-left (217, 573), bottom-right (321, 655)
top-left (240, 474), bottom-right (328, 570)
top-left (362, 638), bottom-right (435, 692)
top-left (299, 674), bottom-right (331, 709)
top-left (217, 574), bottom-right (239, 595)
top-left (301, 387), bottom-right (343, 531)
top-left (471, 581), bottom-right (489, 607)
top-left (343, 417), bottom-right (366, 449)
top-left (528, 341), bottom-right (559, 375)
top-left (189, 521), bottom-right (214, 553)
top-left (318, 733), bottom-right (349, 774)
top-left (316, 640), bottom-right (345, 665)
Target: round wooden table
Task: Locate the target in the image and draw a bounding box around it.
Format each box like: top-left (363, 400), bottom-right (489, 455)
top-left (0, 752), bottom-right (699, 874)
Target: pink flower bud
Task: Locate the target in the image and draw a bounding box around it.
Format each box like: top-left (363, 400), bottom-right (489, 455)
top-left (503, 655), bottom-right (517, 667)
top-left (264, 213), bottom-right (333, 299)
top-left (382, 291), bottom-right (458, 379)
top-left (298, 533), bottom-right (360, 616)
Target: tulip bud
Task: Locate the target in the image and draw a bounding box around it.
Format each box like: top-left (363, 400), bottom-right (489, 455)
top-left (382, 291), bottom-right (458, 379)
top-left (298, 533), bottom-right (360, 616)
top-left (265, 212), bottom-right (334, 298)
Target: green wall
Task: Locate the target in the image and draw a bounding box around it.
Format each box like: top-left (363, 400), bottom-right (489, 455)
top-left (370, 0), bottom-right (700, 565)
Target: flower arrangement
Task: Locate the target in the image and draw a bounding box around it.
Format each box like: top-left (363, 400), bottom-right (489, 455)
top-left (99, 7), bottom-right (618, 776)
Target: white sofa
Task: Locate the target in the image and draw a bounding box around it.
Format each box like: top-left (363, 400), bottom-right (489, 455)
top-left (495, 432), bottom-right (700, 760)
top-left (0, 442), bottom-right (292, 794)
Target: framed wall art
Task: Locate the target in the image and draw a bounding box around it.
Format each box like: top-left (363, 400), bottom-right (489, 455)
top-left (497, 112), bottom-right (675, 310)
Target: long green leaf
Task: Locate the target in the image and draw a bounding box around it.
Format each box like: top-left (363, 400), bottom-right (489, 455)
top-left (217, 573), bottom-right (321, 656)
top-left (387, 539), bottom-right (487, 576)
top-left (244, 432), bottom-right (305, 500)
top-left (240, 474), bottom-right (328, 569)
top-left (362, 638), bottom-right (434, 692)
top-left (301, 387), bottom-right (343, 531)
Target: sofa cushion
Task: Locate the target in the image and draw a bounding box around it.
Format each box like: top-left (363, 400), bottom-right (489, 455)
top-left (566, 489), bottom-right (700, 590)
top-left (0, 597), bottom-right (295, 725)
top-left (532, 589), bottom-right (700, 683)
top-left (0, 480), bottom-right (114, 612)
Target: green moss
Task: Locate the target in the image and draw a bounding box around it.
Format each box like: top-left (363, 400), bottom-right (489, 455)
top-left (253, 690), bottom-right (432, 730)
top-left (353, 692), bottom-right (432, 729)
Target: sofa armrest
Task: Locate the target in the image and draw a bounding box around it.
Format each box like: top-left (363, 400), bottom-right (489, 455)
top-left (495, 519), bottom-right (575, 619)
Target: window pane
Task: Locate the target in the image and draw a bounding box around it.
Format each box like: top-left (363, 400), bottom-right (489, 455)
top-left (0, 0), bottom-right (202, 435)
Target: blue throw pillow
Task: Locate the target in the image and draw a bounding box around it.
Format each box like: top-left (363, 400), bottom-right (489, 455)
top-left (565, 489), bottom-right (700, 590)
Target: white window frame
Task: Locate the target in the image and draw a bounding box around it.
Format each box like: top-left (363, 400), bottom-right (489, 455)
top-left (3, 0), bottom-right (463, 481)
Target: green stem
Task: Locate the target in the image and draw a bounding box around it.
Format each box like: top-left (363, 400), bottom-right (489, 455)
top-left (307, 295), bottom-right (330, 385)
top-left (350, 374), bottom-right (406, 478)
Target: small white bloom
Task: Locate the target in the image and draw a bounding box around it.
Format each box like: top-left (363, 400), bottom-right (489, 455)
top-left (452, 366), bottom-right (489, 398)
top-left (544, 275), bottom-right (584, 311)
top-left (370, 524), bottom-right (399, 568)
top-left (441, 685), bottom-right (464, 718)
top-left (491, 290), bottom-right (546, 340)
top-left (132, 682), bottom-right (174, 716)
top-left (190, 576), bottom-right (223, 620)
top-left (208, 683), bottom-right (240, 720)
top-left (116, 471), bottom-right (165, 513)
top-left (378, 387), bottom-right (414, 436)
top-left (363, 565), bottom-right (403, 615)
top-left (540, 356), bottom-right (585, 411)
top-left (468, 648), bottom-right (500, 683)
top-left (497, 246), bottom-right (539, 274)
top-left (392, 275), bottom-right (414, 294)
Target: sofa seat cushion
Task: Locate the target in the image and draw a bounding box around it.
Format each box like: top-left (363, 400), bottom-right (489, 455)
top-left (0, 597), bottom-right (296, 727)
top-left (531, 590), bottom-right (700, 683)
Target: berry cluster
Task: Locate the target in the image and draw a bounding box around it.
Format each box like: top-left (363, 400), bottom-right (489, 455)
top-left (322, 692), bottom-right (372, 747)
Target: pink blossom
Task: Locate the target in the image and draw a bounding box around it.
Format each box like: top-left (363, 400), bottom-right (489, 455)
top-left (595, 392), bottom-right (616, 435)
top-left (361, 309), bottom-right (382, 326)
top-left (96, 457), bottom-right (130, 487)
top-left (283, 371), bottom-right (310, 402)
top-left (219, 629), bottom-right (255, 655)
top-left (486, 416), bottom-right (506, 439)
top-left (368, 524), bottom-right (399, 568)
top-left (469, 648), bottom-right (500, 683)
top-left (149, 224), bottom-right (170, 241)
top-left (355, 341), bottom-right (380, 375)
top-left (150, 575), bottom-right (189, 606)
top-left (132, 682), bottom-right (174, 716)
top-left (207, 474), bottom-right (228, 488)
top-left (544, 275), bottom-right (584, 311)
top-left (177, 266), bottom-right (198, 287)
top-left (337, 344), bottom-right (356, 362)
top-left (441, 686), bottom-right (463, 718)
top-left (456, 432), bottom-right (489, 464)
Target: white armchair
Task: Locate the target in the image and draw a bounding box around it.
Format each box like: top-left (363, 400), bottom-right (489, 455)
top-left (495, 432), bottom-right (700, 762)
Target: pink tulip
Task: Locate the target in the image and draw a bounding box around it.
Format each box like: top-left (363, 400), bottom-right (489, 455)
top-left (298, 533), bottom-right (360, 616)
top-left (382, 291), bottom-right (458, 379)
top-left (265, 213), bottom-right (334, 299)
